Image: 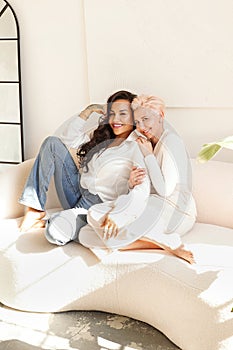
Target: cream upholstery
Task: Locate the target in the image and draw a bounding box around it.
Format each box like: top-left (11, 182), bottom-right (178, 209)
top-left (0, 159), bottom-right (233, 350)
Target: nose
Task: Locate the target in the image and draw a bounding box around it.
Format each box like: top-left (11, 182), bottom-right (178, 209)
top-left (111, 113), bottom-right (121, 122)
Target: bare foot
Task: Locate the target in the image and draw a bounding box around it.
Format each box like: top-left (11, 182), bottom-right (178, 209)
top-left (169, 244), bottom-right (195, 264)
top-left (32, 220), bottom-right (46, 229)
top-left (19, 207), bottom-right (46, 232)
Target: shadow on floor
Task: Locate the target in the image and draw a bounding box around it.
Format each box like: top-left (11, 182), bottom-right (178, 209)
top-left (0, 340), bottom-right (42, 350)
top-left (48, 310), bottom-right (181, 350)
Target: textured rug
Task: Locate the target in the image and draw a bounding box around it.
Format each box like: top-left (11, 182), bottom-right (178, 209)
top-left (0, 303), bottom-right (180, 350)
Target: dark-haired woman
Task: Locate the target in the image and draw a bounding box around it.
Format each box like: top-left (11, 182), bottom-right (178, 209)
top-left (19, 90), bottom-right (150, 246)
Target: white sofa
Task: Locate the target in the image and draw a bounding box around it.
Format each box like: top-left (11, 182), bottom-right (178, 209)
top-left (0, 158), bottom-right (233, 350)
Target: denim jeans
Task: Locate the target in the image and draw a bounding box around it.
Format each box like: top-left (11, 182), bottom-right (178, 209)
top-left (19, 136), bottom-right (102, 244)
top-left (19, 136), bottom-right (101, 210)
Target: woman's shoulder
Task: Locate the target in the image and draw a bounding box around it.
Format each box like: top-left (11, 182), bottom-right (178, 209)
top-left (163, 128), bottom-right (185, 147)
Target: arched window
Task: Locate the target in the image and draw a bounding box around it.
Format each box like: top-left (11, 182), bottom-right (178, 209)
top-left (0, 0), bottom-right (24, 166)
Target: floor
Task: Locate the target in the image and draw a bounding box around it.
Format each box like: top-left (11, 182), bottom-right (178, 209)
top-left (0, 303), bottom-right (181, 350)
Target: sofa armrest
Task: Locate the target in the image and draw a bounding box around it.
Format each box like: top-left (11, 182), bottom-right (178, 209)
top-left (0, 159), bottom-right (61, 220)
top-left (0, 159), bottom-right (35, 219)
top-left (191, 159), bottom-right (233, 229)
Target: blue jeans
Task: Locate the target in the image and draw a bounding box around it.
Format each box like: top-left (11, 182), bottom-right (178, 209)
top-left (19, 136), bottom-right (102, 245)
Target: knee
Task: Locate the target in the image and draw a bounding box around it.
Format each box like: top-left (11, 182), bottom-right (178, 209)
top-left (41, 136), bottom-right (63, 151)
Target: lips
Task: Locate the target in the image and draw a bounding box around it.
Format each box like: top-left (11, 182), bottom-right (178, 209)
top-left (142, 129), bottom-right (151, 136)
top-left (112, 123), bottom-right (123, 128)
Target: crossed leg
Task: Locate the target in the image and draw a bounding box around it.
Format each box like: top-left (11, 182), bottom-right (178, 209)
top-left (120, 237), bottom-right (195, 264)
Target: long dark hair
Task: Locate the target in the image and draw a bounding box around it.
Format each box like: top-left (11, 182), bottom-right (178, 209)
top-left (77, 90), bottom-right (137, 172)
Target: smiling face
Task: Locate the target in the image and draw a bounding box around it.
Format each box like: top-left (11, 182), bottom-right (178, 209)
top-left (134, 107), bottom-right (163, 141)
top-left (108, 99), bottom-right (134, 139)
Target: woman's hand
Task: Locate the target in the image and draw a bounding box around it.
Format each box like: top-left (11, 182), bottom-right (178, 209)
top-left (128, 166), bottom-right (146, 189)
top-left (100, 215), bottom-right (118, 240)
top-left (136, 137), bottom-right (153, 157)
top-left (80, 104), bottom-right (106, 120)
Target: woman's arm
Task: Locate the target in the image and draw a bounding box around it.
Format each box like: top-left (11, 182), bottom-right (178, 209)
top-left (53, 104), bottom-right (105, 149)
top-left (135, 136), bottom-right (166, 196)
top-left (144, 132), bottom-right (189, 197)
top-left (144, 154), bottom-right (166, 196)
top-left (130, 132), bottom-right (189, 199)
top-left (79, 104), bottom-right (105, 121)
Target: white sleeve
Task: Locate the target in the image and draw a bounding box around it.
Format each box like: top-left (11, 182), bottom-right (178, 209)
top-left (145, 132), bottom-right (189, 197)
top-left (144, 154), bottom-right (166, 196)
top-left (53, 112), bottom-right (101, 149)
top-left (88, 144), bottom-right (150, 230)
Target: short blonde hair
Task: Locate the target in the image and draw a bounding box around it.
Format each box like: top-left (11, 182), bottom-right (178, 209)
top-left (131, 94), bottom-right (165, 117)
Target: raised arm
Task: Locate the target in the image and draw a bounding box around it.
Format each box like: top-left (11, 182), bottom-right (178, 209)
top-left (144, 132), bottom-right (191, 198)
top-left (128, 132), bottom-right (191, 199)
top-left (53, 104), bottom-right (105, 149)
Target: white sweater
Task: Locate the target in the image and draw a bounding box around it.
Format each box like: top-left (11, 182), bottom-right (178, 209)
top-left (145, 127), bottom-right (197, 220)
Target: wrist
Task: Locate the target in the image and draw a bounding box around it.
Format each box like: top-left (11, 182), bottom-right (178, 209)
top-left (143, 149), bottom-right (153, 157)
top-left (80, 103), bottom-right (104, 120)
top-left (128, 180), bottom-right (134, 190)
top-left (79, 109), bottom-right (91, 121)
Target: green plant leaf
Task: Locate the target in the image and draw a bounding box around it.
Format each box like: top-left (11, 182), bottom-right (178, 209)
top-left (197, 143), bottom-right (222, 163)
top-left (218, 136), bottom-right (233, 150)
top-left (197, 136), bottom-right (233, 163)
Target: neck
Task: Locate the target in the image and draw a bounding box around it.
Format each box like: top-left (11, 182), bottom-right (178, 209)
top-left (109, 131), bottom-right (131, 147)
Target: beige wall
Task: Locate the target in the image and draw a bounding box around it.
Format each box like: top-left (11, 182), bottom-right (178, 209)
top-left (10, 0), bottom-right (233, 162)
top-left (9, 0), bottom-right (89, 158)
top-left (84, 0), bottom-right (233, 162)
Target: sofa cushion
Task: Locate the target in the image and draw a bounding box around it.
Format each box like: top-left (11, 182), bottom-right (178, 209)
top-left (0, 218), bottom-right (232, 350)
top-left (0, 159), bottom-right (61, 220)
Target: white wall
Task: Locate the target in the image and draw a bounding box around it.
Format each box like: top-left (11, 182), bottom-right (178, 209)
top-left (9, 0), bottom-right (89, 158)
top-left (84, 0), bottom-right (233, 162)
top-left (9, 0), bottom-right (233, 162)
